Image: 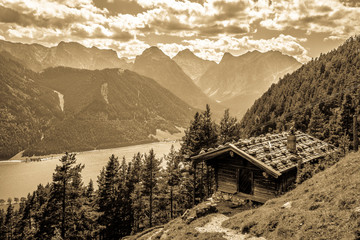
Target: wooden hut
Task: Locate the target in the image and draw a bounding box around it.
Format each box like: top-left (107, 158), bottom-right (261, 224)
top-left (191, 131), bottom-right (337, 203)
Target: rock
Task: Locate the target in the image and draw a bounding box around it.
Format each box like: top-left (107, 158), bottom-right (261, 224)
top-left (281, 201), bottom-right (292, 209)
top-left (181, 202), bottom-right (218, 224)
top-left (351, 206), bottom-right (360, 219)
top-left (223, 193), bottom-right (231, 201)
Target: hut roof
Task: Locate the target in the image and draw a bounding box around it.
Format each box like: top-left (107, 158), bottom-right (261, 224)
top-left (191, 131), bottom-right (338, 178)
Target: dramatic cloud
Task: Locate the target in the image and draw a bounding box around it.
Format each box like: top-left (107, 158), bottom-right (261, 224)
top-left (181, 34), bottom-right (310, 63)
top-left (258, 0), bottom-right (360, 39)
top-left (0, 0), bottom-right (358, 61)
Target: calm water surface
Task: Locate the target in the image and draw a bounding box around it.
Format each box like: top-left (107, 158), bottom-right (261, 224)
top-left (0, 141), bottom-right (179, 200)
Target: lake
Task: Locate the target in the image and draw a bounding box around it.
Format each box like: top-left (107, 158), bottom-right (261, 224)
top-left (0, 141), bottom-right (180, 200)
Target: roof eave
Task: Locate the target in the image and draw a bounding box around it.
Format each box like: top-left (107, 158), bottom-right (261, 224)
top-left (191, 146), bottom-right (232, 162)
top-left (229, 144), bottom-right (281, 178)
top-left (191, 144), bottom-right (281, 178)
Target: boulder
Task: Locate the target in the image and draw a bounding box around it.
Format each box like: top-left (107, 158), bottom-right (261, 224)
top-left (181, 202), bottom-right (218, 224)
top-left (281, 201), bottom-right (292, 209)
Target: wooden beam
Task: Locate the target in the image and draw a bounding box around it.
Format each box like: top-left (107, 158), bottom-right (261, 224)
top-left (191, 147), bottom-right (232, 162)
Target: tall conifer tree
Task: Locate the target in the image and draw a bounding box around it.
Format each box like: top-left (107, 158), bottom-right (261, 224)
top-left (142, 149), bottom-right (162, 228)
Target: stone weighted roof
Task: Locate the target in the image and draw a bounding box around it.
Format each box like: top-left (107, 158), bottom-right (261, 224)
top-left (192, 131), bottom-right (339, 176)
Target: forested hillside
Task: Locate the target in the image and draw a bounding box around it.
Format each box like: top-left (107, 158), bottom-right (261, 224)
top-left (24, 67), bottom-right (195, 156)
top-left (0, 52), bottom-right (63, 159)
top-left (241, 36), bottom-right (360, 147)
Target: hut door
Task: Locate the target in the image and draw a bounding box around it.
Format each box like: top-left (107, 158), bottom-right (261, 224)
top-left (238, 169), bottom-right (253, 194)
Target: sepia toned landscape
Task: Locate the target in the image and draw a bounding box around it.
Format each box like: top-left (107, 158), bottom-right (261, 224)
top-left (0, 0), bottom-right (360, 239)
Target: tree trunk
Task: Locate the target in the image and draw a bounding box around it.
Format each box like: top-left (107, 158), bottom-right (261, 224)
top-left (170, 186), bottom-right (173, 219)
top-left (354, 115), bottom-right (358, 151)
top-left (193, 162), bottom-right (196, 207)
top-left (62, 177), bottom-right (66, 239)
top-left (206, 165), bottom-right (210, 197)
top-left (200, 162), bottom-right (204, 200)
top-left (149, 164), bottom-right (153, 228)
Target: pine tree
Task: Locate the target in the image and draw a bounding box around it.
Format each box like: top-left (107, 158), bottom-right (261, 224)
top-left (219, 108), bottom-right (241, 144)
top-left (308, 104), bottom-right (325, 139)
top-left (86, 179), bottom-right (94, 198)
top-left (37, 153), bottom-right (86, 239)
top-left (130, 153), bottom-right (144, 233)
top-left (142, 149), bottom-right (162, 228)
top-left (180, 111), bottom-right (202, 157)
top-left (130, 152), bottom-right (142, 184)
top-left (97, 154), bottom-right (120, 239)
top-left (131, 182), bottom-right (145, 233)
top-left (0, 209), bottom-right (6, 240)
top-left (164, 145), bottom-right (182, 219)
top-left (5, 201), bottom-right (14, 240)
top-left (340, 94), bottom-right (355, 141)
top-left (199, 104), bottom-right (218, 149)
top-left (116, 158), bottom-right (132, 238)
top-left (180, 105), bottom-right (218, 207)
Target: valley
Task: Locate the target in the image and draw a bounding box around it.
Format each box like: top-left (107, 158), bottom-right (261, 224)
top-left (0, 33), bottom-right (359, 240)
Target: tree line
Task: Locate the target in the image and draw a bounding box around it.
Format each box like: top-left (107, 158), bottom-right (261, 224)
top-left (0, 105), bottom-right (242, 240)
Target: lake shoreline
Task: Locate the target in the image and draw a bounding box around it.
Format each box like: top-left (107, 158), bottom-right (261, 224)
top-left (0, 141), bottom-right (181, 200)
top-left (3, 127), bottom-right (185, 162)
top-left (4, 140), bottom-right (181, 163)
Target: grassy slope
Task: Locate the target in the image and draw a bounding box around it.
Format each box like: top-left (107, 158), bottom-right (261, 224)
top-left (223, 152), bottom-right (360, 240)
top-left (127, 152), bottom-right (360, 240)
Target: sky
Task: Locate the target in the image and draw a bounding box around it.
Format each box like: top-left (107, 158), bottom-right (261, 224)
top-left (0, 0), bottom-right (359, 63)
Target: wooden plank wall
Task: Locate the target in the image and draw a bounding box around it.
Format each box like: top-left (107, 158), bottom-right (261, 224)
top-left (253, 170), bottom-right (278, 200)
top-left (217, 167), bottom-right (237, 193)
top-left (213, 154), bottom-right (281, 201)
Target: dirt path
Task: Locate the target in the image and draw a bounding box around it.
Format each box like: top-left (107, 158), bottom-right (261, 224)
top-left (195, 213), bottom-right (266, 240)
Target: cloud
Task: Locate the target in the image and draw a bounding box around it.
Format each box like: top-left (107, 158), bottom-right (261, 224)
top-left (157, 43), bottom-right (190, 58)
top-left (0, 0), bottom-right (358, 61)
top-left (183, 34), bottom-right (310, 63)
top-left (133, 0), bottom-right (254, 37)
top-left (0, 6), bottom-right (33, 26)
top-left (258, 0), bottom-right (360, 37)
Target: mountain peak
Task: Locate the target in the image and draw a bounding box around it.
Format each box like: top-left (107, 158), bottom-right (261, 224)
top-left (176, 48), bottom-right (195, 57)
top-left (57, 41), bottom-right (84, 49)
top-left (220, 52), bottom-right (235, 62)
top-left (138, 46), bottom-right (169, 61)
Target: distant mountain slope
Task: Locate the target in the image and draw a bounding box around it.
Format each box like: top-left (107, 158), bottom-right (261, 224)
top-left (0, 40), bottom-right (132, 72)
top-left (173, 49), bottom-right (217, 84)
top-left (240, 36), bottom-right (360, 146)
top-left (198, 50), bottom-right (301, 117)
top-left (133, 47), bottom-right (222, 112)
top-left (0, 52), bottom-right (63, 159)
top-left (24, 67), bottom-right (195, 156)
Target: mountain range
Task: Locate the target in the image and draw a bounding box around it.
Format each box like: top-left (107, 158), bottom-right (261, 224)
top-left (0, 38), bottom-right (306, 158)
top-left (0, 40), bottom-right (132, 72)
top-left (198, 50), bottom-right (301, 117)
top-left (133, 46), bottom-right (222, 112)
top-left (0, 52), bottom-right (63, 159)
top-left (173, 49), bottom-right (217, 84)
top-left (0, 50), bottom-right (195, 158)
